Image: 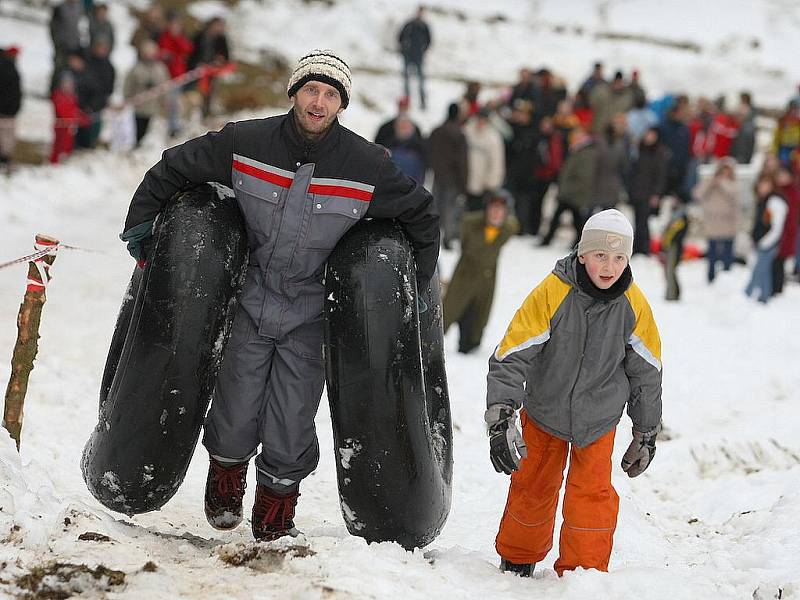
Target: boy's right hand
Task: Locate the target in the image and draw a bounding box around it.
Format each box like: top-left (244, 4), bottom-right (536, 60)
top-left (120, 220), bottom-right (155, 266)
top-left (485, 405), bottom-right (527, 475)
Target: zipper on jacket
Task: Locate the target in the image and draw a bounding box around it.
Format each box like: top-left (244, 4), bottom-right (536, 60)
top-left (566, 306), bottom-right (591, 443)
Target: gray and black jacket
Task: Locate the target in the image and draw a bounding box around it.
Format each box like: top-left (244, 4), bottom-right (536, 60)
top-left (124, 110), bottom-right (439, 338)
top-left (486, 253), bottom-right (662, 447)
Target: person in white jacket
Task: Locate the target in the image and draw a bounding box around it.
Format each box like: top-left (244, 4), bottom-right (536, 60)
top-left (463, 108), bottom-right (505, 212)
top-left (745, 173), bottom-right (787, 303)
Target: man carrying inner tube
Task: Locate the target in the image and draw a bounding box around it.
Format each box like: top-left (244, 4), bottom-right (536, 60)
top-left (119, 49), bottom-right (440, 541)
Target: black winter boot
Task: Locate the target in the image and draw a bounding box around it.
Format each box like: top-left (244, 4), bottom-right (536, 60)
top-left (204, 457), bottom-right (248, 530)
top-left (252, 484), bottom-right (300, 541)
top-left (500, 558), bottom-right (535, 577)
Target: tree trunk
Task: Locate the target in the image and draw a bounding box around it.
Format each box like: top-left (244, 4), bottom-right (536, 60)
top-left (3, 234), bottom-right (59, 450)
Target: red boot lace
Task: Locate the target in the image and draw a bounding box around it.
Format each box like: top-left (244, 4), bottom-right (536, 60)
top-left (210, 461), bottom-right (247, 501)
top-left (254, 487), bottom-right (298, 531)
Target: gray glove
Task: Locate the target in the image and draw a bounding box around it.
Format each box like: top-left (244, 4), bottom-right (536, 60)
top-left (621, 426), bottom-right (659, 477)
top-left (485, 405), bottom-right (527, 475)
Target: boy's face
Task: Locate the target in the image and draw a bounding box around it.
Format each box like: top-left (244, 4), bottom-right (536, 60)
top-left (578, 251), bottom-right (628, 289)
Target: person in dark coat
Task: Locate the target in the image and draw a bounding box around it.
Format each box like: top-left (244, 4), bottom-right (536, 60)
top-left (187, 16), bottom-right (230, 117)
top-left (504, 99), bottom-right (539, 235)
top-left (530, 116), bottom-right (564, 237)
top-left (627, 127), bottom-right (668, 255)
top-left (397, 6), bottom-right (431, 110)
top-left (508, 68), bottom-right (540, 112)
top-left (84, 39), bottom-right (115, 147)
top-left (50, 0), bottom-right (86, 90)
top-left (374, 96), bottom-right (422, 148)
top-left (659, 100), bottom-right (692, 203)
top-left (443, 190), bottom-right (518, 353)
top-left (429, 102), bottom-right (468, 248)
top-left (579, 61), bottom-right (605, 97)
top-left (89, 3), bottom-right (114, 52)
top-left (0, 47), bottom-right (22, 167)
top-left (731, 92), bottom-right (756, 164)
top-left (629, 69), bottom-right (647, 107)
top-left (385, 114), bottom-right (427, 183)
top-left (534, 68), bottom-right (566, 120)
top-left (119, 49), bottom-right (439, 542)
top-left (63, 51), bottom-right (103, 149)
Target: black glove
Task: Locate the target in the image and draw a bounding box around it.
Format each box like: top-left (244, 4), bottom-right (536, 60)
top-left (485, 405), bottom-right (527, 475)
top-left (621, 426), bottom-right (658, 477)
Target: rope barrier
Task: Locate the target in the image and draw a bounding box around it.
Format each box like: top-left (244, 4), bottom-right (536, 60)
top-left (0, 241), bottom-right (103, 271)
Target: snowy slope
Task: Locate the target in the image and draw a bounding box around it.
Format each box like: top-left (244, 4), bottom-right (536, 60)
top-left (1, 1), bottom-right (800, 599)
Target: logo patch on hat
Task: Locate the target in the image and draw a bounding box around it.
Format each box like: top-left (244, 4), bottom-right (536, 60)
top-left (606, 233), bottom-right (623, 249)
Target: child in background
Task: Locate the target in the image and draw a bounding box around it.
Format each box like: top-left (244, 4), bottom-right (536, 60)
top-left (693, 157), bottom-right (738, 283)
top-left (50, 73), bottom-right (89, 164)
top-left (443, 190), bottom-right (518, 354)
top-left (485, 209), bottom-right (662, 577)
top-left (745, 174), bottom-right (787, 303)
top-left (661, 203), bottom-right (689, 301)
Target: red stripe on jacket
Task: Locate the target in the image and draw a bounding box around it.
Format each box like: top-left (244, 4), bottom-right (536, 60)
top-left (308, 183), bottom-right (373, 202)
top-left (233, 160), bottom-right (293, 188)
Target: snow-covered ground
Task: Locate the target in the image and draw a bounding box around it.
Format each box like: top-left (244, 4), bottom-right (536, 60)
top-left (1, 1), bottom-right (800, 598)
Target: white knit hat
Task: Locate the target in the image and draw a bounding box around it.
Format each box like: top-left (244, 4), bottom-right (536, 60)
top-left (286, 49), bottom-right (352, 108)
top-left (577, 209), bottom-right (634, 259)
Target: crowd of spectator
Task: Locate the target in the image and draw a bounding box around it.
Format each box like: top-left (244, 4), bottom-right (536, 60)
top-left (386, 5), bottom-right (800, 322)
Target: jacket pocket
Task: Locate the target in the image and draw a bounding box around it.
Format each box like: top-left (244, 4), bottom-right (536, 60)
top-left (290, 319), bottom-right (324, 361)
top-left (233, 175), bottom-right (281, 242)
top-left (225, 308), bottom-right (255, 352)
top-left (303, 195), bottom-right (365, 250)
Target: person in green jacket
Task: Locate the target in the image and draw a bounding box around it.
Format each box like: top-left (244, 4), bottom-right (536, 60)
top-left (443, 189), bottom-right (519, 353)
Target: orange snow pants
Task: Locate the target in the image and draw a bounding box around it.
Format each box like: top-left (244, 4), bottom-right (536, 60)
top-left (495, 411), bottom-right (619, 575)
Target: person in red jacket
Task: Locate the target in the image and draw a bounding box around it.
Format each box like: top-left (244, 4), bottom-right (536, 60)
top-left (157, 11), bottom-right (193, 137)
top-left (50, 72), bottom-right (89, 164)
top-left (531, 116), bottom-right (564, 237)
top-left (704, 98), bottom-right (739, 159)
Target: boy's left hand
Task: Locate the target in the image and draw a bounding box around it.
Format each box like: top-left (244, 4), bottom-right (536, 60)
top-left (621, 426), bottom-right (659, 477)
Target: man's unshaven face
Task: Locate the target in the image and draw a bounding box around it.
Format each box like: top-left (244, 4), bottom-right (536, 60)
top-left (579, 250), bottom-right (628, 289)
top-left (292, 81), bottom-right (343, 138)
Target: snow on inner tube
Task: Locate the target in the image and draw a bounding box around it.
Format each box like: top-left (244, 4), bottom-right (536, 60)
top-left (81, 184), bottom-right (248, 515)
top-left (325, 219), bottom-right (453, 549)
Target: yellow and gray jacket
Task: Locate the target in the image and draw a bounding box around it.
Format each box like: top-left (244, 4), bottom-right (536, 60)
top-left (486, 253), bottom-right (662, 447)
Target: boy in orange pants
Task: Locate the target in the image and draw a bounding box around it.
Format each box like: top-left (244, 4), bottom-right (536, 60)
top-left (485, 209), bottom-right (662, 577)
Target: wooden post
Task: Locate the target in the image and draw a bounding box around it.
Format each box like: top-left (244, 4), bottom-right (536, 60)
top-left (3, 234), bottom-right (59, 450)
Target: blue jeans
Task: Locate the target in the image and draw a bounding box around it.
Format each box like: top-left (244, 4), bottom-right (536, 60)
top-left (706, 238), bottom-right (733, 282)
top-left (403, 58), bottom-right (426, 109)
top-left (745, 245), bottom-right (778, 303)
